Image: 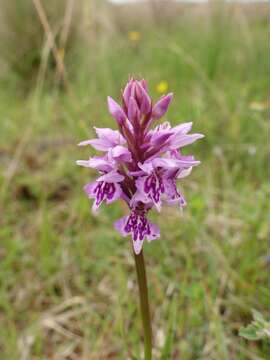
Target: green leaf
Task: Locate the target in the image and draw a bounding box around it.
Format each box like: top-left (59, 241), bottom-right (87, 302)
top-left (239, 309), bottom-right (270, 342)
top-left (239, 325), bottom-right (261, 341)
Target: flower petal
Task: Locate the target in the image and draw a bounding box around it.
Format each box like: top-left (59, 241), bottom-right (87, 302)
top-left (153, 157), bottom-right (200, 169)
top-left (97, 170), bottom-right (124, 183)
top-left (135, 174), bottom-right (163, 212)
top-left (138, 161), bottom-right (154, 174)
top-left (133, 237), bottom-right (144, 255)
top-left (106, 182), bottom-right (123, 204)
top-left (137, 81), bottom-right (151, 114)
top-left (85, 179), bottom-right (123, 214)
top-left (170, 133), bottom-right (204, 149)
top-left (123, 80), bottom-right (134, 106)
top-left (128, 96), bottom-right (140, 124)
top-left (177, 167), bottom-right (193, 179)
top-left (78, 139), bottom-right (95, 146)
top-left (81, 138), bottom-right (112, 151)
top-left (130, 189), bottom-right (152, 208)
top-left (146, 222), bottom-right (160, 242)
top-left (150, 131), bottom-right (173, 147)
top-left (94, 127), bottom-right (125, 145)
top-left (84, 182), bottom-right (97, 197)
top-left (87, 157), bottom-right (113, 172)
top-left (77, 156), bottom-right (113, 172)
top-left (171, 122), bottom-right (193, 135)
top-left (152, 93), bottom-right (173, 120)
top-left (76, 160), bottom-right (92, 167)
top-left (107, 97), bottom-right (127, 126)
top-left (114, 216), bottom-right (129, 237)
top-left (110, 145), bottom-right (132, 162)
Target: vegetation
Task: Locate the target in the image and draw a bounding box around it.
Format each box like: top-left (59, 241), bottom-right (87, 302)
top-left (0, 1), bottom-right (270, 359)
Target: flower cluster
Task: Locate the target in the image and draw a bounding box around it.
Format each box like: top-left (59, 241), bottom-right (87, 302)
top-left (77, 79), bottom-right (204, 254)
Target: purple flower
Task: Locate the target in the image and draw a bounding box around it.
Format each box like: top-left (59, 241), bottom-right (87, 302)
top-left (115, 207), bottom-right (160, 255)
top-left (77, 78), bottom-right (204, 254)
top-left (84, 170), bottom-right (124, 213)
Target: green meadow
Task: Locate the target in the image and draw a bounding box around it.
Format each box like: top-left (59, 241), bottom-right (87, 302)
top-left (0, 2), bottom-right (270, 359)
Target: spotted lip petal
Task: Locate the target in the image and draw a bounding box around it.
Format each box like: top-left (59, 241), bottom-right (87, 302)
top-left (163, 178), bottom-right (187, 208)
top-left (133, 155), bottom-right (200, 211)
top-left (85, 177), bottom-right (123, 214)
top-left (114, 212), bottom-right (160, 254)
top-left (77, 78), bottom-right (204, 253)
top-left (135, 173), bottom-right (164, 212)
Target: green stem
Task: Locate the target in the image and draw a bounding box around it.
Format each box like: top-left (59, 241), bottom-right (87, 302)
top-left (134, 250), bottom-right (152, 360)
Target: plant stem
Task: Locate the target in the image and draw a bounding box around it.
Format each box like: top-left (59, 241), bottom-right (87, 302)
top-left (134, 250), bottom-right (152, 360)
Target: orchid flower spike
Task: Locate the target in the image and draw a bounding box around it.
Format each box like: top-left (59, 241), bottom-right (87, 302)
top-left (77, 78), bottom-right (204, 254)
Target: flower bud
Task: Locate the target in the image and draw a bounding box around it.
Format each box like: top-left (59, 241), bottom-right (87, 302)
top-left (123, 79), bottom-right (135, 107)
top-left (128, 96), bottom-right (140, 125)
top-left (152, 93), bottom-right (173, 121)
top-left (136, 81), bottom-right (151, 114)
top-left (107, 96), bottom-right (126, 126)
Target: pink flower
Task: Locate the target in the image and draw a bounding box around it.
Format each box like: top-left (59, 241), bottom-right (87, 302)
top-left (84, 170), bottom-right (124, 213)
top-left (115, 207), bottom-right (160, 255)
top-left (77, 78), bottom-right (204, 254)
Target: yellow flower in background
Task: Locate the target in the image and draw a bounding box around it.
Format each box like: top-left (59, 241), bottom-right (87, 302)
top-left (249, 101), bottom-right (270, 112)
top-left (128, 31), bottom-right (141, 42)
top-left (156, 81), bottom-right (169, 94)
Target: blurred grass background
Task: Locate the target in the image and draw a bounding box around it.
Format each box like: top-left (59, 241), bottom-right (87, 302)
top-left (0, 0), bottom-right (270, 359)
